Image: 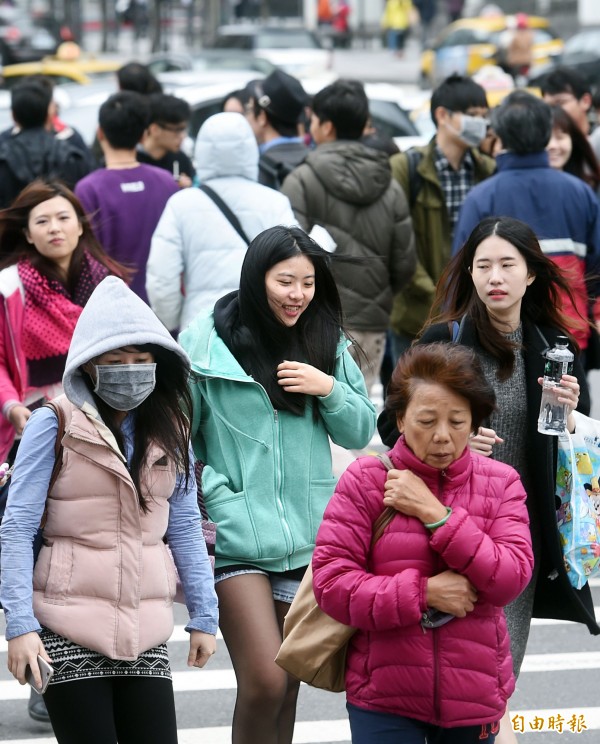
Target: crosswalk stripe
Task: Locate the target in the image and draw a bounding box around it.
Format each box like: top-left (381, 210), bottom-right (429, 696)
top-left (0, 668), bottom-right (237, 700)
top-left (521, 651), bottom-right (600, 672)
top-left (0, 708), bottom-right (598, 744)
top-left (0, 604), bottom-right (598, 654)
top-left (2, 610), bottom-right (594, 654)
top-left (530, 607), bottom-right (600, 625)
top-left (1, 648), bottom-right (600, 701)
top-left (179, 720), bottom-right (353, 744)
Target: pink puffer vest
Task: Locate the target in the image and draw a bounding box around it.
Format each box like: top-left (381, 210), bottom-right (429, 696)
top-left (33, 396), bottom-right (178, 660)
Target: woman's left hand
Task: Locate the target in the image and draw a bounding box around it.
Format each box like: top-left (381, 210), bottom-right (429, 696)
top-left (187, 631), bottom-right (216, 669)
top-left (276, 361), bottom-right (334, 397)
top-left (383, 469), bottom-right (448, 525)
top-left (538, 374), bottom-right (580, 433)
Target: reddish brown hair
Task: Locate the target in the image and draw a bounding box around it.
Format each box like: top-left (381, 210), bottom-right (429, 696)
top-left (385, 343), bottom-right (496, 433)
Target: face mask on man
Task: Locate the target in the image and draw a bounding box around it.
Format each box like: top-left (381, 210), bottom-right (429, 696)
top-left (451, 113), bottom-right (489, 148)
top-left (93, 363), bottom-right (156, 411)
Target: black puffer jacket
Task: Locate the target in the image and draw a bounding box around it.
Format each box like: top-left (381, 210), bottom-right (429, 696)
top-left (0, 128), bottom-right (91, 208)
top-left (282, 140), bottom-right (416, 332)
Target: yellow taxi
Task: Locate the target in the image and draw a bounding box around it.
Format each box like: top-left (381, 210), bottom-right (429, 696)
top-left (0, 43), bottom-right (121, 87)
top-left (420, 15), bottom-right (563, 89)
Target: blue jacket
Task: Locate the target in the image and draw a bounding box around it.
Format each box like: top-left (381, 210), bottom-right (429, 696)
top-left (452, 151), bottom-right (600, 348)
top-left (180, 311), bottom-right (376, 573)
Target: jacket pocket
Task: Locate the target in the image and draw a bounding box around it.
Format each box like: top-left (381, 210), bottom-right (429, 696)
top-left (69, 544), bottom-right (120, 602)
top-left (208, 491), bottom-right (273, 562)
top-left (43, 539), bottom-right (74, 604)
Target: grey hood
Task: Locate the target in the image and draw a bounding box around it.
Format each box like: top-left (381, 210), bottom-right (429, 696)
top-left (195, 112), bottom-right (259, 182)
top-left (63, 276), bottom-right (190, 411)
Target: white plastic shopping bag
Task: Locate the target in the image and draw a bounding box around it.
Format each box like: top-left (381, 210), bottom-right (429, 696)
top-left (555, 412), bottom-right (600, 588)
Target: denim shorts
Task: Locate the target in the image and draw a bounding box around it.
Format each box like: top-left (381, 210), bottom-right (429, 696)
top-left (214, 566), bottom-right (302, 604)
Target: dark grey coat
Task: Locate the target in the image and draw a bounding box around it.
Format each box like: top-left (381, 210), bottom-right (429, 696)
top-left (282, 140), bottom-right (416, 332)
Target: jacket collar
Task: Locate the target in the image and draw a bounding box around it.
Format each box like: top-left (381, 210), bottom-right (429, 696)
top-left (496, 151), bottom-right (549, 171)
top-left (388, 434), bottom-right (472, 491)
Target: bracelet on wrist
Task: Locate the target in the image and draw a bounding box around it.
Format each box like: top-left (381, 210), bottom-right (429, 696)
top-left (424, 506), bottom-right (452, 531)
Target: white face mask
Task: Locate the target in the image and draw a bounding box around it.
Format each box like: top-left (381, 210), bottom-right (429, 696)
top-left (93, 363), bottom-right (156, 411)
top-left (451, 113), bottom-right (489, 148)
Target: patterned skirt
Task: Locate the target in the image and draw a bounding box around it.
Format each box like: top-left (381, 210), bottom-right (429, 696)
top-left (40, 627), bottom-right (171, 686)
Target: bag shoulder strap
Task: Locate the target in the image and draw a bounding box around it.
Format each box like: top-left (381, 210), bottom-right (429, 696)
top-left (405, 148), bottom-right (424, 208)
top-left (448, 315), bottom-right (467, 343)
top-left (371, 453), bottom-right (397, 546)
top-left (199, 183), bottom-right (250, 245)
top-left (40, 401), bottom-right (67, 529)
top-left (534, 324), bottom-right (551, 356)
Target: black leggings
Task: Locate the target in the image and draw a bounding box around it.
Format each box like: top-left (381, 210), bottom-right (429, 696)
top-left (43, 676), bottom-right (178, 744)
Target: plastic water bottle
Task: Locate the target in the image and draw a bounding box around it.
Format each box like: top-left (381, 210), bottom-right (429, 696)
top-left (537, 336), bottom-right (574, 435)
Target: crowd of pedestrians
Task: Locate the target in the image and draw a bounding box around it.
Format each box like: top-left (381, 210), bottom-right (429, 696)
top-left (0, 42), bottom-right (598, 744)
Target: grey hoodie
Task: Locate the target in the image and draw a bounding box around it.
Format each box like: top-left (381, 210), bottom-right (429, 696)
top-left (63, 276), bottom-right (190, 412)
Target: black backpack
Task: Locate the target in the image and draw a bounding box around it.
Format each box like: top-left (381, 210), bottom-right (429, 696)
top-left (260, 151), bottom-right (306, 191)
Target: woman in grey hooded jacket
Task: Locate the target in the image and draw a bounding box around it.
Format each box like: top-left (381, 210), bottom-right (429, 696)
top-left (1, 277), bottom-right (218, 744)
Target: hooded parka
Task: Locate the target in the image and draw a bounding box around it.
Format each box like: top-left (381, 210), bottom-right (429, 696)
top-left (1, 277), bottom-right (218, 659)
top-left (282, 140), bottom-right (416, 333)
top-left (179, 306), bottom-right (376, 572)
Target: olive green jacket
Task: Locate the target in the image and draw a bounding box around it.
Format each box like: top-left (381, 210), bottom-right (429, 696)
top-left (389, 138), bottom-right (496, 337)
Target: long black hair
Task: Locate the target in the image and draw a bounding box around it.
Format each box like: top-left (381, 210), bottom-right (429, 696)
top-left (226, 225), bottom-right (344, 415)
top-left (88, 344), bottom-right (193, 513)
top-left (425, 216), bottom-right (582, 380)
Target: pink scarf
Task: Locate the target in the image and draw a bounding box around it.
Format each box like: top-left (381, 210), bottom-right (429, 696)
top-left (18, 254), bottom-right (109, 386)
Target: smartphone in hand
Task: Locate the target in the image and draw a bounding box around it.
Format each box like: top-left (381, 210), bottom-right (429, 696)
top-left (25, 655), bottom-right (54, 694)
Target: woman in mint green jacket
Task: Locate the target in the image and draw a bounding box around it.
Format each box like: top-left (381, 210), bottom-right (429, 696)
top-left (180, 225), bottom-right (376, 744)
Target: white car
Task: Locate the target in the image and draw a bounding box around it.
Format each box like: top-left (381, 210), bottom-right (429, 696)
top-left (2, 74), bottom-right (427, 158)
top-left (213, 25), bottom-right (334, 79)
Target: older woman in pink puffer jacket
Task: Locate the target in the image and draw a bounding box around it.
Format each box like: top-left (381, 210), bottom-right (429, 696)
top-left (312, 343), bottom-right (534, 744)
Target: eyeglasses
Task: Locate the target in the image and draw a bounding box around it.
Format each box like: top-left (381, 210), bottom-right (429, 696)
top-left (157, 123), bottom-right (188, 134)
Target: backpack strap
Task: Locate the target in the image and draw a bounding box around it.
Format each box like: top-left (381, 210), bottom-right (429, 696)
top-left (405, 148), bottom-right (424, 208)
top-left (40, 400), bottom-right (67, 529)
top-left (199, 184), bottom-right (250, 245)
